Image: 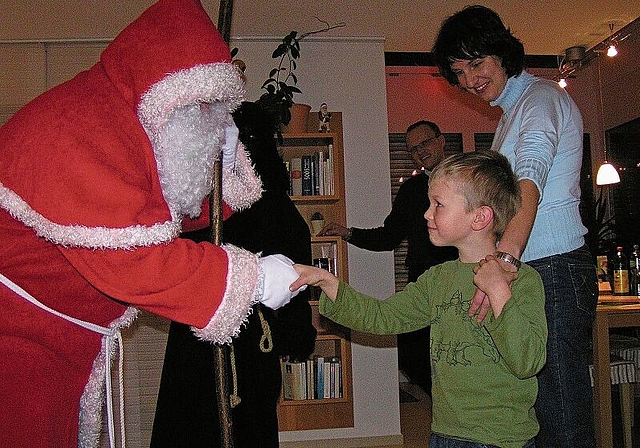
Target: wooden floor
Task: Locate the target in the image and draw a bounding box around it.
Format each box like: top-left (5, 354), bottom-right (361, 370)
top-left (373, 382), bottom-right (432, 448)
top-left (368, 381), bottom-right (640, 448)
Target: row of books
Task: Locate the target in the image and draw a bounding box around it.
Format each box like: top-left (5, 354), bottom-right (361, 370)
top-left (281, 356), bottom-right (343, 401)
top-left (288, 145), bottom-right (334, 196)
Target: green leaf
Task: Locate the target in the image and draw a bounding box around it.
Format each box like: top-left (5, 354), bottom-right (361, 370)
top-left (272, 44), bottom-right (288, 59)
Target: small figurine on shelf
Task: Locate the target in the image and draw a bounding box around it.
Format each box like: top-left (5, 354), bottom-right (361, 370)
top-left (310, 212), bottom-right (325, 236)
top-left (318, 102), bottom-right (331, 132)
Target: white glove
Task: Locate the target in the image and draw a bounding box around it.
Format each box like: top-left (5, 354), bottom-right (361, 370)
top-left (221, 123), bottom-right (239, 170)
top-left (259, 254), bottom-right (307, 309)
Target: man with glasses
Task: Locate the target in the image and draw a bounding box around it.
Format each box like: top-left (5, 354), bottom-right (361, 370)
top-left (319, 120), bottom-right (457, 396)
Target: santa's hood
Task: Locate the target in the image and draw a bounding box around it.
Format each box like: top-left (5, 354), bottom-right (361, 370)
top-left (0, 0), bottom-right (258, 250)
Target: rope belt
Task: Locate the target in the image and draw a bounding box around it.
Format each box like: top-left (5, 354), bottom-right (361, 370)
top-left (0, 272), bottom-right (126, 448)
top-left (229, 306), bottom-right (273, 409)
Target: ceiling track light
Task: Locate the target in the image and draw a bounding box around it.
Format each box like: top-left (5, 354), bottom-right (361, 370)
top-left (556, 19), bottom-right (637, 81)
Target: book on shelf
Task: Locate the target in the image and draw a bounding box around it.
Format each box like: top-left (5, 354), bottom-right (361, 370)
top-left (317, 151), bottom-right (325, 195)
top-left (290, 157), bottom-right (302, 196)
top-left (287, 149), bottom-right (333, 197)
top-left (306, 359), bottom-right (315, 399)
top-left (301, 155), bottom-right (313, 196)
top-left (327, 144), bottom-right (334, 195)
top-left (282, 360), bottom-right (294, 399)
top-left (281, 359), bottom-right (307, 400)
top-left (323, 358), bottom-right (331, 398)
top-left (281, 355), bottom-right (344, 401)
top-left (330, 357), bottom-right (342, 398)
top-left (315, 356), bottom-right (325, 399)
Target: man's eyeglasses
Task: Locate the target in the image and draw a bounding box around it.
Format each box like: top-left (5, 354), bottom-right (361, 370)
top-left (408, 135), bottom-right (439, 154)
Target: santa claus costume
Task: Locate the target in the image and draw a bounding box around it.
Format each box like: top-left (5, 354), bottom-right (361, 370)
top-left (0, 0), bottom-right (275, 446)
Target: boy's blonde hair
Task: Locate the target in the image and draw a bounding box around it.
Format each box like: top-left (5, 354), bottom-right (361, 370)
top-left (430, 150), bottom-right (521, 240)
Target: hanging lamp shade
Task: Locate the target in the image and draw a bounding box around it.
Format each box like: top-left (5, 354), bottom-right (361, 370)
top-left (596, 162), bottom-right (621, 185)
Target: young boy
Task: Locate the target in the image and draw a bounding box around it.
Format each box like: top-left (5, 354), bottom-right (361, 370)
top-left (291, 150), bottom-right (547, 448)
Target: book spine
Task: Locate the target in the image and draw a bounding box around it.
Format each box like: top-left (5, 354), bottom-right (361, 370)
top-left (332, 357), bottom-right (342, 398)
top-left (328, 144), bottom-right (334, 195)
top-left (315, 356), bottom-right (324, 399)
top-left (297, 361), bottom-right (307, 400)
top-left (318, 151), bottom-right (325, 195)
top-left (290, 157), bottom-right (302, 196)
top-left (313, 152), bottom-right (320, 195)
top-left (306, 359), bottom-right (315, 399)
top-left (323, 358), bottom-right (331, 398)
top-left (301, 155), bottom-right (313, 196)
top-left (285, 160), bottom-right (291, 195)
top-left (282, 360), bottom-right (294, 400)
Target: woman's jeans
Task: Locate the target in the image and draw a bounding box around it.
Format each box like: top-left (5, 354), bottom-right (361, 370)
top-left (429, 434), bottom-right (535, 447)
top-left (527, 245), bottom-right (598, 448)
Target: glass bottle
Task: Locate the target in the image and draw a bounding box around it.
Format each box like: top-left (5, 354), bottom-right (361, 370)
top-left (612, 246), bottom-right (630, 295)
top-left (629, 244), bottom-right (640, 297)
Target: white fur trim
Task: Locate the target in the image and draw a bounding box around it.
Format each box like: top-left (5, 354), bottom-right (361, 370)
top-left (191, 244), bottom-right (260, 344)
top-left (222, 144), bottom-right (263, 212)
top-left (78, 307), bottom-right (138, 448)
top-left (138, 63), bottom-right (245, 137)
top-left (0, 182), bottom-right (180, 249)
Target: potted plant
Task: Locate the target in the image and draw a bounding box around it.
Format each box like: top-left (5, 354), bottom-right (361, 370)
top-left (254, 20), bottom-right (345, 139)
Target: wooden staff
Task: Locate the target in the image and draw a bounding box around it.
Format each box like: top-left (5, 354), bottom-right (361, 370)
top-left (211, 2), bottom-right (235, 447)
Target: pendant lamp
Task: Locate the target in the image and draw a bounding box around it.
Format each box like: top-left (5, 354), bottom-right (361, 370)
top-left (596, 162), bottom-right (620, 185)
top-left (595, 55), bottom-right (620, 186)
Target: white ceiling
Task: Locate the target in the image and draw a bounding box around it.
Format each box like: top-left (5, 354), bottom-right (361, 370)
top-left (226, 0), bottom-right (640, 55)
top-left (1, 1), bottom-right (639, 56)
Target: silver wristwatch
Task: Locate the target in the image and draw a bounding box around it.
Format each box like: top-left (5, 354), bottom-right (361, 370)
top-left (495, 251), bottom-right (522, 269)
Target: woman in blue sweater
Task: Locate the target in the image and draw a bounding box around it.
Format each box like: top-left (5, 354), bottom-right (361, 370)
top-left (433, 6), bottom-right (598, 447)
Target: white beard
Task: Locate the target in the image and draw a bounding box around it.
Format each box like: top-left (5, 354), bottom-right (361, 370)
top-left (152, 103), bottom-right (232, 219)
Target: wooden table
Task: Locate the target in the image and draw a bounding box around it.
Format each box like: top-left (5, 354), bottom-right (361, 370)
top-left (592, 295), bottom-right (640, 448)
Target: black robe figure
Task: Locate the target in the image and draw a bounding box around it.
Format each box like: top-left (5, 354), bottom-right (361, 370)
top-left (151, 102), bottom-right (317, 447)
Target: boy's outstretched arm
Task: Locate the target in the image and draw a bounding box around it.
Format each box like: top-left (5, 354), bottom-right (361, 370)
top-left (291, 264), bottom-right (340, 301)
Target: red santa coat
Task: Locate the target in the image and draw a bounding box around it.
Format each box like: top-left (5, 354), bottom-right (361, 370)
top-left (0, 0), bottom-right (263, 446)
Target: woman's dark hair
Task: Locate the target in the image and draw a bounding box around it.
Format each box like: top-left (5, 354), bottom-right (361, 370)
top-left (432, 5), bottom-right (525, 86)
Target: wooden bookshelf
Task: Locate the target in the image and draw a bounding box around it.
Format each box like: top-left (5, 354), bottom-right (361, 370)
top-left (276, 111), bottom-right (354, 431)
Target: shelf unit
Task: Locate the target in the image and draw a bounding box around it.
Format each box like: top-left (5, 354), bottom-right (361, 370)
top-left (276, 111), bottom-right (354, 431)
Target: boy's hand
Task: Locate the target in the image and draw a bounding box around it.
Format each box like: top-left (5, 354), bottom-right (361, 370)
top-left (290, 264), bottom-right (339, 301)
top-left (472, 254), bottom-right (518, 318)
top-left (468, 289), bottom-right (491, 322)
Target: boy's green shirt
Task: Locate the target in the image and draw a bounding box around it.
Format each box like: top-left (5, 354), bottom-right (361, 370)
top-left (320, 260), bottom-right (547, 448)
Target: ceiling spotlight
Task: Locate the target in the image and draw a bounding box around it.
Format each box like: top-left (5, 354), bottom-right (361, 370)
top-left (605, 23), bottom-right (618, 57)
top-left (558, 78), bottom-right (567, 88)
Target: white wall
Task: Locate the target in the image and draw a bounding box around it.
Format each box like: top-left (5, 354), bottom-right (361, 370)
top-left (231, 35), bottom-right (401, 444)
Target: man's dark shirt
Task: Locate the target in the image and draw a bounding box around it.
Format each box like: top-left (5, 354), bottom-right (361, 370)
top-left (349, 172), bottom-right (458, 282)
